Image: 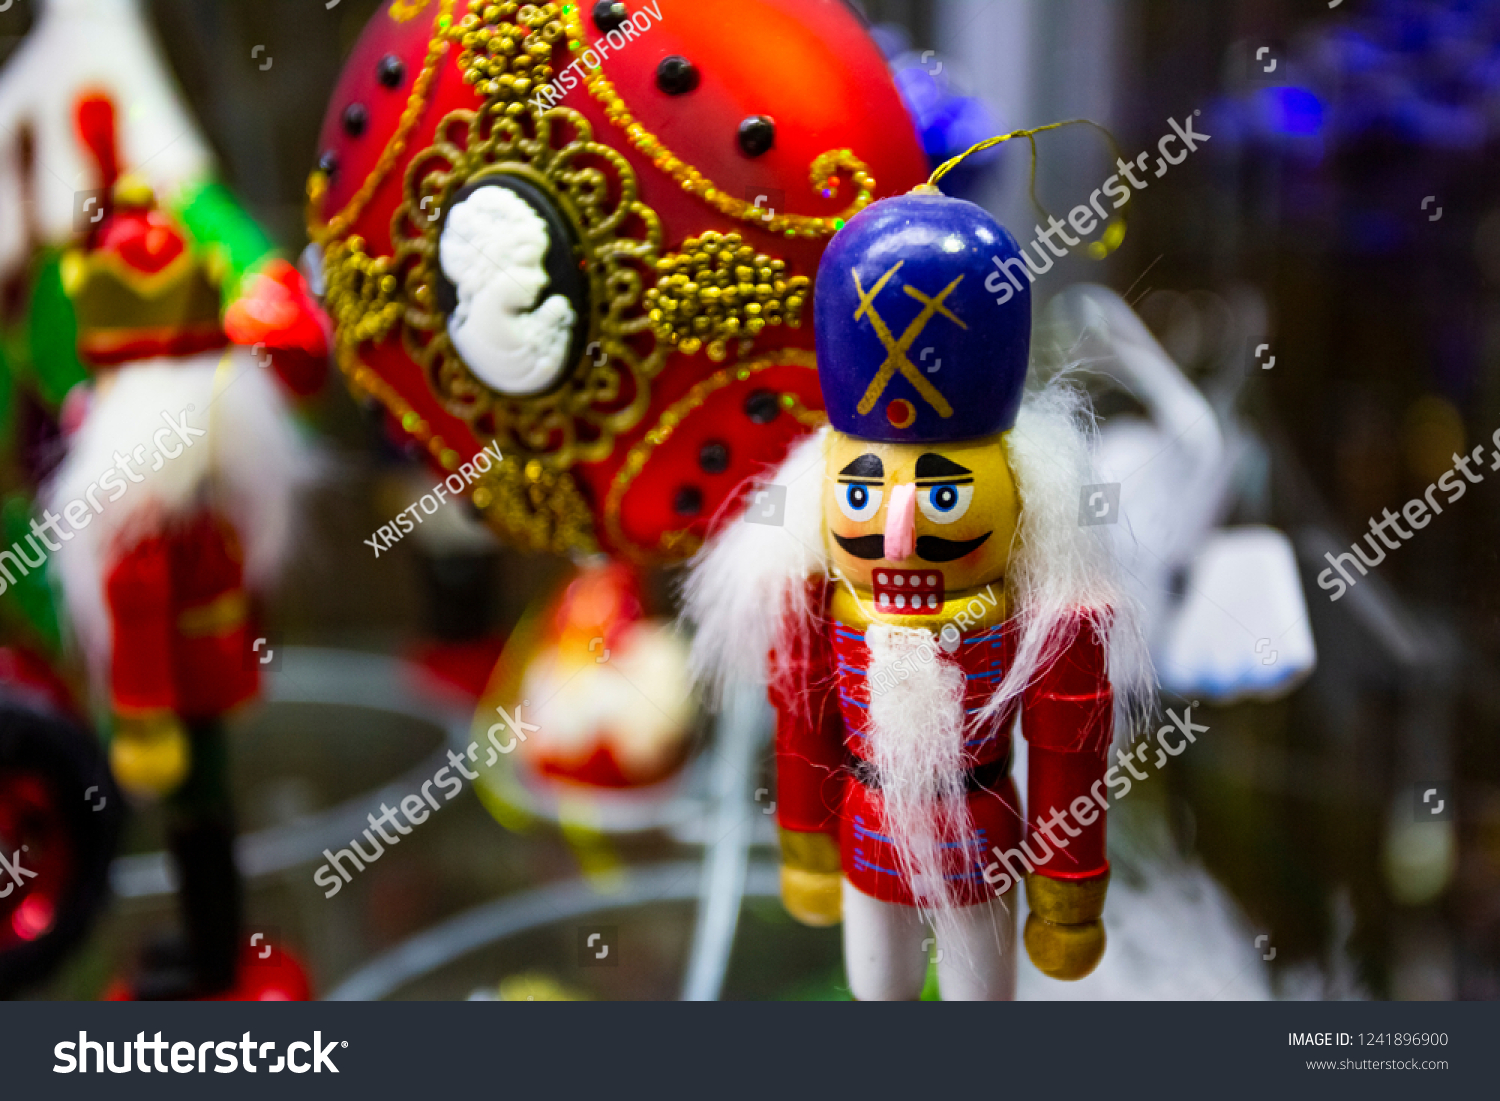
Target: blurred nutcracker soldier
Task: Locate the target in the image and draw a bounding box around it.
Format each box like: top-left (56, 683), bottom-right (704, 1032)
top-left (41, 99), bottom-right (313, 999)
top-left (685, 164), bottom-right (1153, 999)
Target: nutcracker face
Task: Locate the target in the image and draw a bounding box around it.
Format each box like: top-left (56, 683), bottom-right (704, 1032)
top-left (822, 430), bottom-right (1019, 606)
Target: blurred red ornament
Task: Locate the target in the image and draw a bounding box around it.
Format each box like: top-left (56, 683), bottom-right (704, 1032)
top-left (505, 561), bottom-right (694, 791)
top-left (223, 259), bottom-right (332, 398)
top-left (309, 0), bottom-right (926, 563)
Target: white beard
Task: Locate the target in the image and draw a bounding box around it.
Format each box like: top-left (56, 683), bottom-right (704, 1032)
top-left (42, 349), bottom-right (315, 684)
top-left (864, 623), bottom-right (973, 915)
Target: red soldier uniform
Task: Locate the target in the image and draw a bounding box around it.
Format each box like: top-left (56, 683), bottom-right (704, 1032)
top-left (771, 582), bottom-right (1114, 909)
top-left (106, 514), bottom-right (258, 723)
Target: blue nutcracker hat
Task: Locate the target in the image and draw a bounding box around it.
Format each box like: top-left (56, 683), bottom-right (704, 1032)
top-left (813, 120), bottom-right (1125, 444)
top-left (815, 190), bottom-right (1030, 442)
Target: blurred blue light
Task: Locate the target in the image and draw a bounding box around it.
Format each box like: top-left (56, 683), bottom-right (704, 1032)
top-left (1262, 85), bottom-right (1326, 135)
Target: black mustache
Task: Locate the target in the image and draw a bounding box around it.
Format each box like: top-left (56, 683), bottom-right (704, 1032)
top-left (916, 532), bottom-right (991, 562)
top-left (832, 533), bottom-right (887, 560)
top-left (831, 531), bottom-right (992, 562)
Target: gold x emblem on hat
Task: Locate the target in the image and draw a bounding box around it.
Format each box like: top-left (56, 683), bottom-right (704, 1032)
top-left (851, 261), bottom-right (966, 418)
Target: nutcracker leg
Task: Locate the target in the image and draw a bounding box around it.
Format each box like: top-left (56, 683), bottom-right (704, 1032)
top-left (841, 878), bottom-right (929, 1000)
top-left (165, 719), bottom-right (242, 995)
top-left (934, 891), bottom-right (1017, 1001)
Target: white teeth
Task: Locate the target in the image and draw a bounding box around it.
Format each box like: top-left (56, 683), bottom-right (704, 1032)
top-left (928, 594), bottom-right (938, 608)
top-left (893, 575), bottom-right (905, 586)
top-left (927, 575), bottom-right (938, 586)
top-left (877, 572), bottom-right (888, 584)
top-left (895, 594), bottom-right (906, 609)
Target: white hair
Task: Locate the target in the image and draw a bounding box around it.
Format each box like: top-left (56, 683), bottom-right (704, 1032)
top-left (981, 378), bottom-right (1154, 740)
top-left (681, 425), bottom-right (831, 711)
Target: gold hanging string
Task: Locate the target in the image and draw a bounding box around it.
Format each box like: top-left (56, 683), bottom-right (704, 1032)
top-left (922, 118), bottom-right (1128, 259)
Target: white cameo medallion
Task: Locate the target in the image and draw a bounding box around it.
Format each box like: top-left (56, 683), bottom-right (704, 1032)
top-left (439, 185), bottom-right (576, 396)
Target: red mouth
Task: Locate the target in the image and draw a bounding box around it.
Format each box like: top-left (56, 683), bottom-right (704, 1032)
top-left (872, 569), bottom-right (944, 614)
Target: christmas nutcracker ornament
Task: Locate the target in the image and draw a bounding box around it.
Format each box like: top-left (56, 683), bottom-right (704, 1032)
top-left (307, 0), bottom-right (928, 564)
top-left (40, 110), bottom-right (314, 998)
top-left (685, 154), bottom-right (1152, 1000)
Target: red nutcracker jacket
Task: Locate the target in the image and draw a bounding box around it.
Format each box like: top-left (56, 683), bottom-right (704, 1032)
top-left (106, 510), bottom-right (258, 721)
top-left (769, 579), bottom-right (1114, 903)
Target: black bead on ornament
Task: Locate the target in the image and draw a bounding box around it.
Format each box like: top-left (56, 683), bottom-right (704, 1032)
top-left (656, 55), bottom-right (699, 95)
top-left (744, 389), bottom-right (780, 424)
top-left (737, 115), bottom-right (775, 157)
top-left (698, 440), bottom-right (730, 474)
top-left (376, 53), bottom-right (405, 89)
top-left (593, 0), bottom-right (630, 34)
top-left (342, 103), bottom-right (368, 137)
top-left (318, 150), bottom-right (339, 177)
top-left (673, 486), bottom-right (704, 517)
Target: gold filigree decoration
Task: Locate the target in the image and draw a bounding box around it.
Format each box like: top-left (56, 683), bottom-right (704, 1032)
top-left (603, 350), bottom-right (824, 562)
top-left (449, 2), bottom-right (565, 104)
top-left (338, 338), bottom-right (597, 549)
top-left (471, 454), bottom-right (598, 555)
top-left (645, 232), bottom-right (810, 362)
top-left (390, 92), bottom-right (665, 467)
top-left (389, 0), bottom-right (434, 22)
top-left (556, 4), bottom-right (874, 239)
top-left (323, 236), bottom-right (404, 345)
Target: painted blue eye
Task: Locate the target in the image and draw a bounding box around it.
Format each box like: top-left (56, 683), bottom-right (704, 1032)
top-left (837, 482), bottom-right (883, 522)
top-left (918, 483), bottom-right (973, 524)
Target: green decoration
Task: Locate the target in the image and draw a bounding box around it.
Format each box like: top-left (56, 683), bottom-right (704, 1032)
top-left (26, 250), bottom-right (89, 407)
top-left (171, 180), bottom-right (278, 303)
top-left (0, 493), bottom-right (63, 657)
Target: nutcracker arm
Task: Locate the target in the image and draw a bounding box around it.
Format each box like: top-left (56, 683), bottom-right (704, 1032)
top-left (174, 181), bottom-right (330, 397)
top-left (1023, 871), bottom-right (1109, 980)
top-left (771, 702), bottom-right (845, 925)
top-left (1021, 610), bottom-right (1115, 979)
top-left (766, 589), bottom-right (846, 925)
top-left (778, 827), bottom-right (842, 927)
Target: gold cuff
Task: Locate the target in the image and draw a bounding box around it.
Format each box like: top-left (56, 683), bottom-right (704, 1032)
top-left (1026, 871), bottom-right (1110, 924)
top-left (1023, 913), bottom-right (1106, 980)
top-left (778, 828), bottom-right (842, 874)
top-left (110, 711), bottom-right (189, 798)
top-left (780, 865), bottom-right (843, 927)
top-left (114, 710), bottom-right (186, 742)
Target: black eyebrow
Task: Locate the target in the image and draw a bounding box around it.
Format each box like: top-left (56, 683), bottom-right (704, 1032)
top-left (914, 454), bottom-right (972, 479)
top-left (838, 454), bottom-right (884, 479)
